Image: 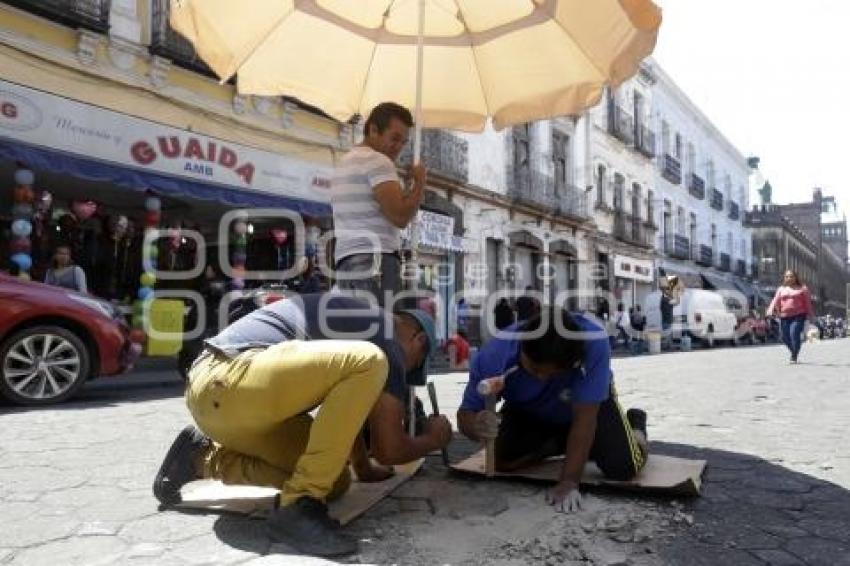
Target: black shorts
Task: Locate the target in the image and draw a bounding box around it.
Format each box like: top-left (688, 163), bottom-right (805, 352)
top-left (495, 385), bottom-right (646, 481)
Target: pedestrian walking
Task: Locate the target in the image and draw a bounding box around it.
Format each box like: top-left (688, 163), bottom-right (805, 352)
top-left (44, 243), bottom-right (87, 294)
top-left (766, 270), bottom-right (815, 363)
top-left (660, 276), bottom-right (680, 349)
top-left (613, 303), bottom-right (630, 349)
top-left (331, 102), bottom-right (426, 307)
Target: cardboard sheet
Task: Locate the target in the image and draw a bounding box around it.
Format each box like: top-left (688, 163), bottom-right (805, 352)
top-left (177, 459), bottom-right (424, 524)
top-left (450, 451), bottom-right (706, 496)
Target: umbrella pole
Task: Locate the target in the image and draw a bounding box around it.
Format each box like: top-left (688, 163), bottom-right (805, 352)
top-left (408, 0), bottom-right (426, 439)
top-left (413, 0), bottom-right (425, 164)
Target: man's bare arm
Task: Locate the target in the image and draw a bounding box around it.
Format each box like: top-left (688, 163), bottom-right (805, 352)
top-left (368, 392), bottom-right (450, 465)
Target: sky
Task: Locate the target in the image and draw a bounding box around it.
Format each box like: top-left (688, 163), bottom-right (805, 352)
top-left (651, 0), bottom-right (850, 218)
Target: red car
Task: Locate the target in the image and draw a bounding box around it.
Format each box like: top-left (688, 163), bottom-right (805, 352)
top-left (0, 272), bottom-right (139, 406)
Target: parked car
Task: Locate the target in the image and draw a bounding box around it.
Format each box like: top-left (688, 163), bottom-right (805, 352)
top-left (644, 289), bottom-right (738, 348)
top-left (0, 272), bottom-right (139, 406)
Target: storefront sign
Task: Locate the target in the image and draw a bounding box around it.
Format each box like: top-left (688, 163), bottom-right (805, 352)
top-left (0, 80), bottom-right (331, 203)
top-left (402, 210), bottom-right (465, 252)
top-left (613, 255), bottom-right (654, 282)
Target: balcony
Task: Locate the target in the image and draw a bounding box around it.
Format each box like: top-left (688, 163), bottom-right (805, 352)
top-left (665, 234), bottom-right (691, 259)
top-left (613, 212), bottom-right (652, 248)
top-left (695, 245), bottom-right (714, 267)
top-left (710, 188), bottom-right (724, 211)
top-left (735, 259), bottom-right (747, 277)
top-left (399, 130), bottom-right (469, 184)
top-left (607, 103), bottom-right (635, 146)
top-left (636, 127), bottom-right (656, 158)
top-left (719, 253), bottom-right (731, 272)
top-left (555, 185), bottom-right (590, 220)
top-left (688, 174), bottom-right (706, 200)
top-left (661, 154), bottom-right (682, 184)
top-left (728, 201), bottom-right (740, 221)
top-left (151, 0), bottom-right (218, 77)
top-left (3, 0), bottom-right (109, 32)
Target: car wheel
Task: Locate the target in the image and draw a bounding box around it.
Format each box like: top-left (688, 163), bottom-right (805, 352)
top-left (704, 327), bottom-right (715, 348)
top-left (0, 326), bottom-right (92, 406)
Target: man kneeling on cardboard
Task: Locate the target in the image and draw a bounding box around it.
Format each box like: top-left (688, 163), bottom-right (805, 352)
top-left (152, 293), bottom-right (450, 557)
top-left (458, 307), bottom-right (649, 513)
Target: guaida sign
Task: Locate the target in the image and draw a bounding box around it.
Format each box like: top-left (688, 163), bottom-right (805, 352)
top-left (0, 80), bottom-right (331, 203)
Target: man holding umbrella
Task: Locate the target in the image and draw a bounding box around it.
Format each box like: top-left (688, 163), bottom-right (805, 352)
top-left (332, 102), bottom-right (427, 307)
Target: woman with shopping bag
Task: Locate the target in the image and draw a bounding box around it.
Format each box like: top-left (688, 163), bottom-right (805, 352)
top-left (766, 270), bottom-right (815, 364)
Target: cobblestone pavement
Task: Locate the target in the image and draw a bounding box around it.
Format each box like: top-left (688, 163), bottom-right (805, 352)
top-left (1, 339), bottom-right (848, 565)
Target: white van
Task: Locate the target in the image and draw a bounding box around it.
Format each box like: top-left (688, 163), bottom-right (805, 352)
top-left (644, 289), bottom-right (738, 347)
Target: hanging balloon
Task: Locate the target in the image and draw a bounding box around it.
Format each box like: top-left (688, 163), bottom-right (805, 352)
top-left (144, 210), bottom-right (161, 227)
top-left (10, 238), bottom-right (32, 254)
top-left (129, 328), bottom-right (146, 344)
top-left (132, 300), bottom-right (146, 317)
top-left (146, 243), bottom-right (159, 261)
top-left (230, 233), bottom-right (247, 247)
top-left (35, 190), bottom-right (53, 213)
top-left (140, 272), bottom-right (157, 288)
top-left (129, 342), bottom-right (143, 360)
top-left (233, 221), bottom-right (248, 235)
top-left (137, 286), bottom-right (154, 300)
top-left (270, 228), bottom-right (289, 246)
top-left (17, 272), bottom-right (31, 282)
top-left (144, 196), bottom-right (161, 212)
top-left (12, 185), bottom-right (35, 204)
top-left (231, 251), bottom-right (248, 266)
top-left (11, 219), bottom-right (32, 237)
top-left (131, 314), bottom-right (145, 328)
top-left (11, 203), bottom-right (34, 219)
top-left (71, 200), bottom-right (98, 221)
top-left (10, 253), bottom-right (33, 272)
top-left (229, 277), bottom-right (245, 290)
top-left (14, 169), bottom-right (34, 186)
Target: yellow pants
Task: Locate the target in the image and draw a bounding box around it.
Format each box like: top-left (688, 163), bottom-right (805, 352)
top-left (186, 340), bottom-right (388, 505)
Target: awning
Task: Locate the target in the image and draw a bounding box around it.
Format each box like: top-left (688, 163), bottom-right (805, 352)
top-left (659, 267), bottom-right (702, 289)
top-left (701, 273), bottom-right (738, 292)
top-left (0, 139), bottom-right (331, 217)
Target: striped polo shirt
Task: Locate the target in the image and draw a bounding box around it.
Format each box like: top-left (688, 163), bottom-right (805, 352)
top-left (331, 145), bottom-right (401, 261)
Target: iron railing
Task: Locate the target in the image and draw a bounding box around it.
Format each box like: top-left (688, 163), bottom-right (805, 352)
top-left (665, 234), bottom-right (691, 259)
top-left (151, 0), bottom-right (217, 77)
top-left (710, 188), bottom-right (724, 211)
top-left (399, 130), bottom-right (468, 183)
top-left (607, 103), bottom-right (635, 145)
top-left (695, 245), bottom-right (713, 267)
top-left (2, 0), bottom-right (109, 32)
top-left (614, 211), bottom-right (652, 247)
top-left (728, 201), bottom-right (740, 220)
top-left (689, 173), bottom-right (706, 200)
top-left (661, 154), bottom-right (682, 184)
top-left (636, 126), bottom-right (656, 158)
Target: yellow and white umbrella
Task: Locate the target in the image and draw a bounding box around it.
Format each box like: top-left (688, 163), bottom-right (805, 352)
top-left (172, 0), bottom-right (661, 158)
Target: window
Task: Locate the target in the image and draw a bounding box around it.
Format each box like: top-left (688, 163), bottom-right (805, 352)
top-left (513, 123), bottom-right (531, 189)
top-left (613, 174), bottom-right (625, 210)
top-left (706, 160), bottom-right (716, 188)
top-left (632, 183), bottom-right (642, 219)
top-left (677, 206), bottom-right (686, 235)
top-left (596, 165), bottom-right (607, 205)
top-left (724, 174), bottom-right (732, 200)
top-left (647, 190), bottom-right (655, 222)
top-left (552, 131), bottom-right (570, 194)
top-left (675, 133), bottom-right (682, 159)
top-left (661, 121), bottom-right (670, 155)
top-left (687, 143), bottom-right (696, 176)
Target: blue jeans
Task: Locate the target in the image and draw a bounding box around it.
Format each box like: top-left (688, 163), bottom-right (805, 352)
top-left (780, 315), bottom-right (806, 359)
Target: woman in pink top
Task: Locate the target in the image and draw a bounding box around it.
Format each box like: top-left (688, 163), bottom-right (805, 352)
top-left (766, 270), bottom-right (815, 363)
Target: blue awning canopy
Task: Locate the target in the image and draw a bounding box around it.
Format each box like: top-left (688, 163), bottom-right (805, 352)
top-left (0, 139), bottom-right (331, 217)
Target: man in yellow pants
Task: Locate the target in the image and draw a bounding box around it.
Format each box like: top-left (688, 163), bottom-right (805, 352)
top-left (152, 293), bottom-right (449, 557)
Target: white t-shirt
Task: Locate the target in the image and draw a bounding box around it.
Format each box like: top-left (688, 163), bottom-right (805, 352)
top-left (331, 146), bottom-right (401, 261)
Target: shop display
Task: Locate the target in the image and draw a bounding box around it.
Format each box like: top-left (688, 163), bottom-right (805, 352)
top-left (9, 168), bottom-right (36, 279)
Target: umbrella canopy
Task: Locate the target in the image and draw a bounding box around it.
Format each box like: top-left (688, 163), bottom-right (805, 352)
top-left (171, 0), bottom-right (661, 132)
